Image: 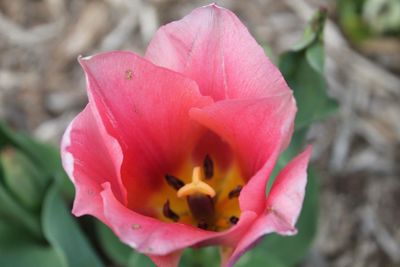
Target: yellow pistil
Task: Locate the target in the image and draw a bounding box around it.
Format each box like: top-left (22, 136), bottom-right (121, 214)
top-left (177, 166), bottom-right (216, 198)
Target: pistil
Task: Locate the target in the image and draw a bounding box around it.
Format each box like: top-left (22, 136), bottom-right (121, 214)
top-left (177, 166), bottom-right (217, 227)
top-left (177, 167), bottom-right (216, 198)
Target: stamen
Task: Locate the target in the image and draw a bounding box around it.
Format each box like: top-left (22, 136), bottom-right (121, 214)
top-left (177, 167), bottom-right (216, 198)
top-left (163, 200), bottom-right (180, 222)
top-left (229, 216), bottom-right (239, 225)
top-left (228, 185), bottom-right (243, 199)
top-left (203, 154), bottom-right (214, 179)
top-left (165, 174), bottom-right (184, 190)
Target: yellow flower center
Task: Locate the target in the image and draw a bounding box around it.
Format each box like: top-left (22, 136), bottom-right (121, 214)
top-left (150, 154), bottom-right (244, 232)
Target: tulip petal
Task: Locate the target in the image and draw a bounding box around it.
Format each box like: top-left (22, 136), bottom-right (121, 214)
top-left (148, 250), bottom-right (182, 267)
top-left (61, 104), bottom-right (126, 221)
top-left (223, 147), bottom-right (312, 267)
top-left (79, 51), bottom-right (213, 212)
top-left (265, 146), bottom-right (312, 233)
top-left (100, 182), bottom-right (257, 255)
top-left (190, 93), bottom-right (296, 213)
top-left (145, 4), bottom-right (290, 101)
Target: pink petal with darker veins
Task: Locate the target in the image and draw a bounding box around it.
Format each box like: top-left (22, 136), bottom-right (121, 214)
top-left (145, 4), bottom-right (290, 101)
top-left (60, 104), bottom-right (126, 222)
top-left (190, 92), bottom-right (296, 214)
top-left (79, 51), bottom-right (213, 212)
top-left (223, 147), bottom-right (312, 267)
top-left (266, 146), bottom-right (313, 233)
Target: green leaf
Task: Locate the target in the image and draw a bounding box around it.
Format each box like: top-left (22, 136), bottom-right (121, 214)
top-left (1, 148), bottom-right (48, 211)
top-left (41, 180), bottom-right (104, 267)
top-left (127, 252), bottom-right (154, 267)
top-left (236, 249), bottom-right (286, 267)
top-left (96, 221), bottom-right (132, 266)
top-left (180, 247), bottom-right (220, 267)
top-left (0, 122), bottom-right (60, 176)
top-left (279, 9), bottom-right (338, 131)
top-left (306, 42), bottom-right (324, 74)
top-left (0, 175), bottom-right (42, 239)
top-left (291, 9), bottom-right (326, 51)
top-left (337, 0), bottom-right (372, 43)
top-left (0, 221), bottom-right (67, 267)
top-left (0, 121), bottom-right (74, 199)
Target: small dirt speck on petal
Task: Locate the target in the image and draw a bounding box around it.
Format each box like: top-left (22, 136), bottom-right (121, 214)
top-left (87, 189), bottom-right (95, 196)
top-left (132, 224), bottom-right (141, 230)
top-left (125, 69), bottom-right (133, 80)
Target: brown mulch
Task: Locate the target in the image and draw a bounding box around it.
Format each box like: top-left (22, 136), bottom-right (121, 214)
top-left (1, 0), bottom-right (399, 266)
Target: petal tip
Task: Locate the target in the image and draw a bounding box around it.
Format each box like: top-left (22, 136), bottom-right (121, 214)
top-left (303, 145), bottom-right (313, 161)
top-left (78, 54), bottom-right (93, 62)
top-left (61, 118), bottom-right (76, 182)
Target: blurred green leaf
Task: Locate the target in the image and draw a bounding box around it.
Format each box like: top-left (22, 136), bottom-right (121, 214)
top-left (0, 122), bottom-right (61, 177)
top-left (0, 182), bottom-right (43, 239)
top-left (236, 248), bottom-right (286, 267)
top-left (180, 247), bottom-right (220, 267)
top-left (96, 221), bottom-right (132, 266)
top-left (0, 221), bottom-right (67, 267)
top-left (337, 0), bottom-right (372, 43)
top-left (42, 180), bottom-right (104, 267)
top-left (1, 148), bottom-right (47, 211)
top-left (280, 50), bottom-right (338, 131)
top-left (279, 10), bottom-right (338, 131)
top-left (292, 9), bottom-right (326, 51)
top-left (0, 121), bottom-right (74, 199)
top-left (128, 252), bottom-right (155, 267)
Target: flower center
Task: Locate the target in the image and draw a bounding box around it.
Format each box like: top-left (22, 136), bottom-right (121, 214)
top-left (156, 155), bottom-right (243, 231)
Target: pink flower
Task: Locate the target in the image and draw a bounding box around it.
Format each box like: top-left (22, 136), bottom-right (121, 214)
top-left (61, 4), bottom-right (311, 267)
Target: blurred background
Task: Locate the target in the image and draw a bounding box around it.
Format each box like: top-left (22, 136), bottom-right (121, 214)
top-left (0, 0), bottom-right (399, 266)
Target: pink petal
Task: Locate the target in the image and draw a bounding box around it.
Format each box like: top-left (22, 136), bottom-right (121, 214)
top-left (192, 130), bottom-right (233, 172)
top-left (223, 147), bottom-right (312, 267)
top-left (100, 182), bottom-right (257, 255)
top-left (79, 51), bottom-right (212, 211)
top-left (60, 104), bottom-right (126, 221)
top-left (190, 93), bottom-right (296, 213)
top-left (266, 146), bottom-right (312, 231)
top-left (148, 250), bottom-right (182, 267)
top-left (145, 4), bottom-right (290, 101)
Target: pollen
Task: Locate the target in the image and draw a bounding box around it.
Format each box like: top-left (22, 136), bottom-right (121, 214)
top-left (177, 166), bottom-right (216, 198)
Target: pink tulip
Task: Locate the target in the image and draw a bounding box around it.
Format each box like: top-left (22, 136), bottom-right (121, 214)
top-left (61, 3), bottom-right (311, 267)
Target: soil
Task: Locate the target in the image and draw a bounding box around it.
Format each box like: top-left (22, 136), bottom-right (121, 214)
top-left (1, 0), bottom-right (399, 266)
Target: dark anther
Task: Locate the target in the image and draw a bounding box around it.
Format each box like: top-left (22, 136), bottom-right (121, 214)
top-left (197, 221), bottom-right (209, 230)
top-left (229, 216), bottom-right (239, 225)
top-left (203, 154), bottom-right (214, 179)
top-left (165, 174), bottom-right (185, 190)
top-left (228, 185), bottom-right (243, 199)
top-left (163, 200), bottom-right (180, 222)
